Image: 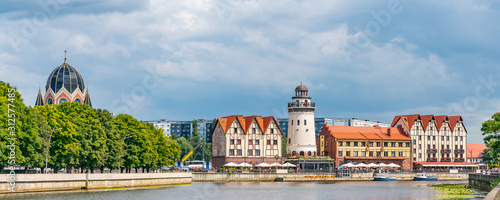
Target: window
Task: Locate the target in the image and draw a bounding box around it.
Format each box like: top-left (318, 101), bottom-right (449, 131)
top-left (391, 142), bottom-right (396, 147)
top-left (427, 136), bottom-right (430, 140)
top-left (47, 98), bottom-right (53, 105)
top-left (446, 145), bottom-right (449, 149)
top-left (399, 142), bottom-right (403, 147)
top-left (418, 136), bottom-right (421, 140)
top-left (406, 142), bottom-right (410, 147)
top-left (418, 144), bottom-right (421, 149)
top-left (460, 145), bottom-right (463, 149)
top-left (399, 152), bottom-right (403, 157)
top-left (338, 142), bottom-right (343, 146)
top-left (249, 140), bottom-right (253, 145)
top-left (369, 151), bottom-right (373, 157)
top-left (273, 140), bottom-right (278, 145)
top-left (230, 140), bottom-right (234, 145)
top-left (441, 136), bottom-right (444, 140)
top-left (354, 142), bottom-right (358, 146)
top-left (369, 142), bottom-right (373, 147)
top-left (59, 98), bottom-right (67, 103)
top-left (391, 152), bottom-right (395, 157)
top-left (362, 142), bottom-right (366, 146)
top-left (237, 150), bottom-right (242, 156)
top-left (297, 120), bottom-right (300, 125)
top-left (413, 140), bottom-right (416, 144)
top-left (427, 144), bottom-right (431, 149)
top-left (74, 99), bottom-right (81, 103)
top-left (460, 136), bottom-right (463, 141)
top-left (346, 151), bottom-right (351, 156)
top-left (271, 129), bottom-right (274, 134)
top-left (433, 136), bottom-right (435, 140)
top-left (384, 152), bottom-right (388, 157)
top-left (304, 120), bottom-right (307, 125)
top-left (361, 151), bottom-right (366, 156)
top-left (353, 151), bottom-right (358, 156)
top-left (418, 153), bottom-right (421, 158)
top-left (455, 136), bottom-right (458, 141)
top-left (267, 140), bottom-right (271, 145)
top-left (338, 151), bottom-right (343, 156)
top-left (455, 145), bottom-right (458, 149)
top-left (255, 140), bottom-right (260, 145)
top-left (413, 149), bottom-right (416, 153)
top-left (447, 136), bottom-right (449, 141)
top-left (384, 142), bottom-right (388, 147)
top-left (376, 142), bottom-right (381, 147)
top-left (433, 144), bottom-right (436, 148)
top-left (237, 139), bottom-right (241, 145)
top-left (252, 128), bottom-right (256, 134)
top-left (288, 138), bottom-right (291, 144)
top-left (441, 145), bottom-right (444, 149)
top-left (230, 150), bottom-right (235, 155)
top-left (234, 128), bottom-right (237, 133)
top-left (248, 150), bottom-right (253, 156)
top-left (291, 120), bottom-right (293, 126)
top-left (346, 142), bottom-right (351, 146)
top-left (256, 150), bottom-right (260, 156)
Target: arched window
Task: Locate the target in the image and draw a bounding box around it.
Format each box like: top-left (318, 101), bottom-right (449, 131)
top-left (288, 138), bottom-right (291, 144)
top-left (300, 151), bottom-right (304, 156)
top-left (47, 98), bottom-right (53, 105)
top-left (74, 98), bottom-right (81, 103)
top-left (307, 151), bottom-right (312, 156)
top-left (292, 151), bottom-right (297, 156)
top-left (297, 120), bottom-right (300, 126)
top-left (59, 98), bottom-right (67, 104)
top-left (304, 120), bottom-right (307, 125)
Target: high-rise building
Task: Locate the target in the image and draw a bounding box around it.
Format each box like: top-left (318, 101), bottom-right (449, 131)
top-left (286, 84), bottom-right (317, 157)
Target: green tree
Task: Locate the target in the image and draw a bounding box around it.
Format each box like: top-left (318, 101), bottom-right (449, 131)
top-left (0, 82), bottom-right (44, 172)
top-left (282, 135), bottom-right (287, 157)
top-left (176, 137), bottom-right (193, 161)
top-left (482, 112), bottom-right (500, 167)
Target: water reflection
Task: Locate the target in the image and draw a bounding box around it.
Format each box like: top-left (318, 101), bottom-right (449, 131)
top-left (3, 181), bottom-right (470, 200)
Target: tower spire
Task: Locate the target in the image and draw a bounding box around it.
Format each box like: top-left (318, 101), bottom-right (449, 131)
top-left (35, 87), bottom-right (44, 106)
top-left (64, 50), bottom-right (68, 64)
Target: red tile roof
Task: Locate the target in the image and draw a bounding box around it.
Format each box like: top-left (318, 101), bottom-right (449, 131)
top-left (392, 114), bottom-right (464, 133)
top-left (420, 115), bottom-right (434, 131)
top-left (434, 115), bottom-right (448, 130)
top-left (321, 125), bottom-right (411, 141)
top-left (214, 115), bottom-right (283, 135)
top-left (467, 144), bottom-right (487, 158)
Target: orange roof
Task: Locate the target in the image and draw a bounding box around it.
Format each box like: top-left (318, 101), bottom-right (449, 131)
top-left (467, 144), bottom-right (487, 158)
top-left (322, 125), bottom-right (411, 141)
top-left (448, 116), bottom-right (463, 131)
top-left (434, 115), bottom-right (448, 130)
top-left (420, 115), bottom-right (434, 131)
top-left (213, 115), bottom-right (283, 135)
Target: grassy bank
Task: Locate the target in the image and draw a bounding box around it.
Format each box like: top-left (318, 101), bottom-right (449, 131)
top-left (431, 183), bottom-right (483, 199)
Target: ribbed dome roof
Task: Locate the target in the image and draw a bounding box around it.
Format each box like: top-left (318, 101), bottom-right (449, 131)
top-left (295, 84), bottom-right (308, 91)
top-left (45, 60), bottom-right (85, 94)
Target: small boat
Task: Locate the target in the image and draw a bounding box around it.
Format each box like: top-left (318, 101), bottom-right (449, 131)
top-left (373, 175), bottom-right (397, 181)
top-left (413, 173), bottom-right (438, 181)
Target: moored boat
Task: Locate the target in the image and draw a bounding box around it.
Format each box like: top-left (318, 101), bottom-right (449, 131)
top-left (373, 176), bottom-right (397, 181)
top-left (413, 173), bottom-right (438, 181)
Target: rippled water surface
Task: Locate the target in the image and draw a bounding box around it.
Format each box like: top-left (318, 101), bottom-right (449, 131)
top-left (3, 181), bottom-right (477, 200)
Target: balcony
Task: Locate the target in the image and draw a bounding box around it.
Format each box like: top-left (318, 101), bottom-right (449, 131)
top-left (427, 157), bottom-right (437, 162)
top-left (454, 149), bottom-right (465, 154)
top-left (441, 149), bottom-right (451, 154)
top-left (427, 148), bottom-right (437, 154)
top-left (288, 102), bottom-right (315, 108)
top-left (454, 158), bottom-right (465, 162)
top-left (441, 157), bottom-right (451, 162)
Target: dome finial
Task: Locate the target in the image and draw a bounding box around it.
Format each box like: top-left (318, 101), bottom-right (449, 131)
top-left (64, 50), bottom-right (68, 64)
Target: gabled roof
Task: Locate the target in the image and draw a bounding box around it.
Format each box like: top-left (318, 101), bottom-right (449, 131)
top-left (212, 115), bottom-right (283, 135)
top-left (420, 115), bottom-right (434, 131)
top-left (467, 144), bottom-right (487, 158)
top-left (321, 125), bottom-right (411, 141)
top-left (434, 115), bottom-right (448, 130)
top-left (84, 89), bottom-right (92, 108)
top-left (448, 116), bottom-right (463, 131)
top-left (35, 87), bottom-right (44, 106)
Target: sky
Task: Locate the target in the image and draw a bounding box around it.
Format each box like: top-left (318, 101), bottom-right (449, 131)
top-left (1, 0), bottom-right (500, 144)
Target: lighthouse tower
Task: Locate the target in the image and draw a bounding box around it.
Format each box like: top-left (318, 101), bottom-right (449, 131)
top-left (287, 83), bottom-right (317, 157)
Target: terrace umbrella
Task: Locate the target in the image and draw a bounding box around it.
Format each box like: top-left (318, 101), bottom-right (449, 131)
top-left (224, 162), bottom-right (238, 167)
top-left (387, 163), bottom-right (401, 168)
top-left (378, 163), bottom-right (388, 167)
top-left (355, 163), bottom-right (369, 168)
top-left (367, 163), bottom-right (379, 168)
top-left (342, 163), bottom-right (355, 167)
top-left (282, 163), bottom-right (296, 168)
top-left (270, 163), bottom-right (282, 167)
top-left (238, 162), bottom-right (252, 167)
top-left (256, 163), bottom-right (272, 168)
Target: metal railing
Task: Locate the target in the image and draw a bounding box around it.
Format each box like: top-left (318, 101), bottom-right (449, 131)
top-left (288, 102), bottom-right (315, 108)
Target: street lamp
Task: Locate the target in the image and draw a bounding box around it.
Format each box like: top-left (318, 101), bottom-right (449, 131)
top-left (118, 133), bottom-right (133, 173)
top-left (46, 125), bottom-right (62, 174)
top-left (275, 155), bottom-right (279, 173)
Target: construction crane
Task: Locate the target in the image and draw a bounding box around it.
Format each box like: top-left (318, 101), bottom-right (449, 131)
top-left (181, 142), bottom-right (203, 162)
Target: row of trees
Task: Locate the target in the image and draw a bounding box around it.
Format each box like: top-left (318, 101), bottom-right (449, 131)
top-left (0, 81), bottom-right (180, 173)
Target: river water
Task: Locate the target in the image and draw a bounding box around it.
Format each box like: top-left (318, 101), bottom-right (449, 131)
top-left (3, 181), bottom-right (486, 200)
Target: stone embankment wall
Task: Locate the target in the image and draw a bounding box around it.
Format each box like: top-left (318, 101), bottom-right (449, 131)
top-left (193, 173), bottom-right (469, 182)
top-left (0, 173), bottom-right (191, 194)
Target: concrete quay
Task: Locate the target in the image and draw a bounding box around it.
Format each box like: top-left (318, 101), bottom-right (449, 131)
top-left (193, 172), bottom-right (469, 182)
top-left (0, 173), bottom-right (191, 194)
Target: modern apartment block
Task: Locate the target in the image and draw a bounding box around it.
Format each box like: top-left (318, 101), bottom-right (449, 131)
top-left (392, 115), bottom-right (467, 163)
